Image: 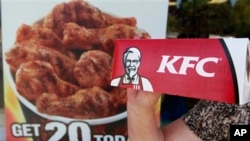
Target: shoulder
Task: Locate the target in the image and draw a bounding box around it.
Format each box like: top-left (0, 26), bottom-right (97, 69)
top-left (141, 77), bottom-right (150, 82)
top-left (111, 77), bottom-right (122, 86)
top-left (141, 77), bottom-right (152, 85)
top-left (141, 77), bottom-right (153, 91)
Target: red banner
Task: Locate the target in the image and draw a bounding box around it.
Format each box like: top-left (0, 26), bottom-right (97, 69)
top-left (111, 38), bottom-right (250, 104)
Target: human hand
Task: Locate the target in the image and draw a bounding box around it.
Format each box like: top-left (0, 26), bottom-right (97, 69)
top-left (127, 88), bottom-right (161, 111)
top-left (127, 89), bottom-right (163, 141)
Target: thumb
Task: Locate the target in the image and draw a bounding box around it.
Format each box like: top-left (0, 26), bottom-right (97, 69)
top-left (127, 88), bottom-right (139, 103)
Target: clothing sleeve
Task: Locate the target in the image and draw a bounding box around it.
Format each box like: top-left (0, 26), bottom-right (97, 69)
top-left (182, 100), bottom-right (250, 141)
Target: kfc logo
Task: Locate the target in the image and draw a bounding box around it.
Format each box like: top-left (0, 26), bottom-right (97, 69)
top-left (157, 55), bottom-right (220, 77)
top-left (111, 47), bottom-right (153, 91)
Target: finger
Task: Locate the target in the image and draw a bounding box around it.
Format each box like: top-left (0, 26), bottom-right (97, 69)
top-left (127, 88), bottom-right (139, 102)
top-left (127, 88), bottom-right (139, 95)
top-left (137, 91), bottom-right (162, 105)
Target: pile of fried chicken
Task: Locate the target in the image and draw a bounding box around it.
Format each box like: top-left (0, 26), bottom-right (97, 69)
top-left (5, 0), bottom-right (150, 119)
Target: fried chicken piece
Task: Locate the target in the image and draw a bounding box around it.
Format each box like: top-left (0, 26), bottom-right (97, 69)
top-left (63, 23), bottom-right (151, 55)
top-left (74, 50), bottom-right (112, 89)
top-left (16, 24), bottom-right (63, 49)
top-left (16, 61), bottom-right (81, 102)
top-left (109, 87), bottom-right (127, 111)
top-left (36, 86), bottom-right (116, 119)
top-left (15, 24), bottom-right (77, 59)
top-left (5, 44), bottom-right (77, 84)
top-left (43, 0), bottom-right (136, 37)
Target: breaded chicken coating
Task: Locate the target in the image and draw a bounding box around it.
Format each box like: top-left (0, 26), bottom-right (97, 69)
top-left (74, 50), bottom-right (112, 89)
top-left (63, 23), bottom-right (150, 55)
top-left (16, 24), bottom-right (63, 49)
top-left (5, 44), bottom-right (77, 84)
top-left (36, 86), bottom-right (116, 119)
top-left (15, 24), bottom-right (77, 59)
top-left (109, 87), bottom-right (127, 111)
top-left (43, 0), bottom-right (136, 37)
top-left (16, 61), bottom-right (81, 102)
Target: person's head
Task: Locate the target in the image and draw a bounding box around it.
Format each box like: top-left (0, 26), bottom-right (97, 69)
top-left (123, 47), bottom-right (141, 78)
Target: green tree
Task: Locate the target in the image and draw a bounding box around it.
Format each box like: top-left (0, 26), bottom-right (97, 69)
top-left (167, 0), bottom-right (250, 38)
top-left (231, 0), bottom-right (250, 37)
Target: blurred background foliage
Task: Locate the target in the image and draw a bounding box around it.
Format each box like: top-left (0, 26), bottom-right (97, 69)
top-left (167, 0), bottom-right (250, 38)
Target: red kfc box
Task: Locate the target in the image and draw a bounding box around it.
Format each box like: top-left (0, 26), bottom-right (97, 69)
top-left (111, 38), bottom-right (250, 105)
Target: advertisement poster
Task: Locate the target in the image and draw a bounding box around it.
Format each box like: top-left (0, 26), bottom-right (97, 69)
top-left (2, 0), bottom-right (169, 140)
